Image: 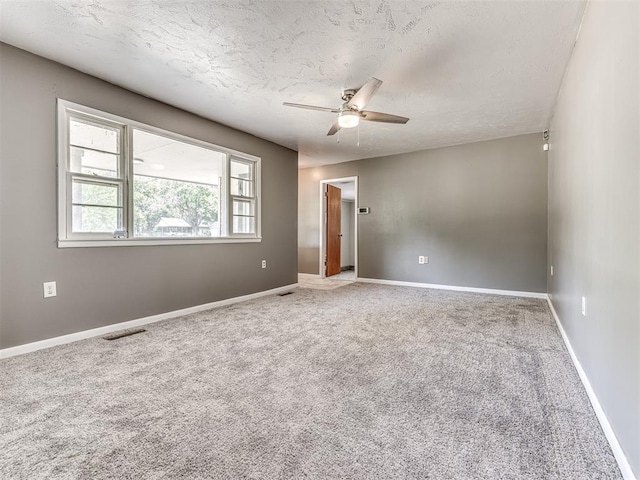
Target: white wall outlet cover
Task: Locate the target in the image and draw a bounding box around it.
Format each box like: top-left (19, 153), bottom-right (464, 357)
top-left (261, 260), bottom-right (267, 269)
top-left (418, 256), bottom-right (425, 264)
top-left (43, 281), bottom-right (57, 298)
top-left (581, 296), bottom-right (586, 316)
top-left (550, 265), bottom-right (554, 276)
top-left (424, 256), bottom-right (429, 264)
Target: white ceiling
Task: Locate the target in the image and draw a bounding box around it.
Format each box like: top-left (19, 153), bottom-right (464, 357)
top-left (0, 0), bottom-right (585, 168)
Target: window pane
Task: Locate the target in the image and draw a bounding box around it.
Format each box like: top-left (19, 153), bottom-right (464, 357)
top-left (72, 206), bottom-right (121, 233)
top-left (233, 215), bottom-right (255, 234)
top-left (132, 129), bottom-right (224, 238)
top-left (70, 118), bottom-right (120, 154)
top-left (230, 178), bottom-right (253, 197)
top-left (233, 199), bottom-right (254, 216)
top-left (230, 160), bottom-right (252, 180)
top-left (70, 146), bottom-right (119, 177)
top-left (72, 180), bottom-right (120, 207)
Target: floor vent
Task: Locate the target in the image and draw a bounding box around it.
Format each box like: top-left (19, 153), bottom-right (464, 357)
top-left (278, 292), bottom-right (294, 296)
top-left (104, 328), bottom-right (146, 341)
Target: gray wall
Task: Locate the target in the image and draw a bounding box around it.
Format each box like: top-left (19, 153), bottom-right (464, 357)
top-left (0, 44), bottom-right (298, 349)
top-left (547, 1), bottom-right (639, 475)
top-left (299, 133), bottom-right (548, 292)
top-left (340, 200), bottom-right (354, 268)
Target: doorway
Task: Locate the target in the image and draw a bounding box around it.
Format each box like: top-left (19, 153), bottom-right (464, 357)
top-left (319, 176), bottom-right (358, 279)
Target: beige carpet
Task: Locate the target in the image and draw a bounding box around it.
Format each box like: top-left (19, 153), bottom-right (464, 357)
top-left (0, 283), bottom-right (621, 479)
top-left (298, 273), bottom-right (356, 290)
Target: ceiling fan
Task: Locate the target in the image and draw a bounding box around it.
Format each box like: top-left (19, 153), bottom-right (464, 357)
top-left (283, 77), bottom-right (409, 136)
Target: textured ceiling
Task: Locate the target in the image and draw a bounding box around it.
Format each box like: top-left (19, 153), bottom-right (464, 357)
top-left (0, 0), bottom-right (585, 167)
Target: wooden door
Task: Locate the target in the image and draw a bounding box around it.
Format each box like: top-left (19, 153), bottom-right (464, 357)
top-left (326, 184), bottom-right (341, 277)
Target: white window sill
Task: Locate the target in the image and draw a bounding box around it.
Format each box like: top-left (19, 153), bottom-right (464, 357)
top-left (58, 237), bottom-right (262, 248)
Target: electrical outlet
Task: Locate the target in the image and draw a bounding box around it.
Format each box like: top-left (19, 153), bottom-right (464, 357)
top-left (581, 296), bottom-right (586, 316)
top-left (550, 265), bottom-right (554, 276)
top-left (261, 260), bottom-right (267, 269)
top-left (424, 256), bottom-right (429, 264)
top-left (43, 281), bottom-right (57, 298)
top-left (418, 256), bottom-right (425, 264)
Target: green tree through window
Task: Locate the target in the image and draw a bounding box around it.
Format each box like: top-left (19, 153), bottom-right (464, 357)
top-left (133, 175), bottom-right (219, 237)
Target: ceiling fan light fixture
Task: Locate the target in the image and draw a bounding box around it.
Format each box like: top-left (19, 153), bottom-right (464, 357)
top-left (338, 110), bottom-right (360, 129)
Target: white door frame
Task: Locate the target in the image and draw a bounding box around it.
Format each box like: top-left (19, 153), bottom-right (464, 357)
top-left (319, 176), bottom-right (359, 279)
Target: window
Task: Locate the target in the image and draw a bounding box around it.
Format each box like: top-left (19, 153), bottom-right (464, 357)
top-left (230, 157), bottom-right (256, 235)
top-left (132, 129), bottom-right (224, 238)
top-left (67, 117), bottom-right (124, 235)
top-left (58, 100), bottom-right (261, 246)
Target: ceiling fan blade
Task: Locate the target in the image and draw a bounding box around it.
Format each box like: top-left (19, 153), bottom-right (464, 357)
top-left (283, 102), bottom-right (339, 113)
top-left (360, 110), bottom-right (410, 124)
top-left (327, 122), bottom-right (341, 136)
top-left (347, 77), bottom-right (383, 111)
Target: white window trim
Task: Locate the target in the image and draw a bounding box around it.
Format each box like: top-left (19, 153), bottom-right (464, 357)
top-left (57, 99), bottom-right (261, 248)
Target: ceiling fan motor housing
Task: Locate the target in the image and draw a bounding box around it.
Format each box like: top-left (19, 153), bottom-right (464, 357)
top-left (341, 89), bottom-right (357, 103)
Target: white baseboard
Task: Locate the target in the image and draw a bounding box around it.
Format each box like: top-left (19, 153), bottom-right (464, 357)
top-left (547, 298), bottom-right (636, 480)
top-left (0, 283), bottom-right (298, 359)
top-left (358, 277), bottom-right (548, 299)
